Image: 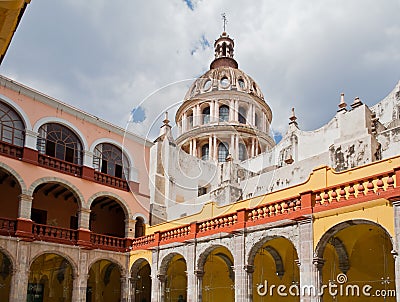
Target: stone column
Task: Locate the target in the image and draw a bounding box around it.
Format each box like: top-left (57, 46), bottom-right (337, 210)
top-left (313, 257), bottom-right (325, 302)
top-left (229, 99), bottom-right (235, 121)
top-left (235, 100), bottom-right (239, 122)
top-left (213, 135), bottom-right (217, 160)
top-left (245, 265), bottom-right (254, 302)
top-left (18, 194), bottom-right (33, 219)
top-left (10, 243), bottom-right (29, 302)
top-left (195, 271), bottom-right (204, 302)
top-left (215, 101), bottom-right (219, 122)
top-left (24, 130), bottom-right (39, 149)
top-left (262, 112), bottom-right (267, 132)
top-left (186, 242), bottom-right (197, 302)
top-left (193, 139), bottom-right (197, 157)
top-left (78, 208), bottom-right (91, 229)
top-left (83, 150), bottom-right (94, 167)
top-left (189, 140), bottom-right (193, 156)
top-left (298, 217), bottom-right (317, 302)
top-left (208, 136), bottom-right (213, 161)
top-left (126, 218), bottom-right (137, 238)
top-left (151, 249), bottom-right (161, 302)
top-left (235, 134), bottom-right (239, 160)
top-left (251, 138), bottom-right (255, 157)
top-left (234, 231), bottom-right (247, 302)
top-left (183, 113), bottom-right (187, 131)
top-left (121, 274), bottom-right (131, 302)
top-left (230, 134), bottom-right (235, 159)
top-left (392, 200), bottom-right (400, 302)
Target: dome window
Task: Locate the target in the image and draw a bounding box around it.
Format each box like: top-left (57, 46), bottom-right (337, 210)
top-left (220, 77), bottom-right (230, 88)
top-left (219, 105), bottom-right (229, 122)
top-left (218, 142), bottom-right (229, 162)
top-left (239, 106), bottom-right (247, 124)
top-left (203, 107), bottom-right (210, 124)
top-left (203, 79), bottom-right (212, 91)
top-left (238, 79), bottom-right (245, 89)
top-left (239, 143), bottom-right (248, 161)
top-left (201, 144), bottom-right (209, 161)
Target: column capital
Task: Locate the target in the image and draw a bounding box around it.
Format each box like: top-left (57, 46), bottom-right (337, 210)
top-left (312, 257), bottom-right (325, 269)
top-left (157, 274), bottom-right (166, 282)
top-left (391, 199), bottom-right (400, 207)
top-left (244, 265), bottom-right (254, 273)
top-left (18, 194), bottom-right (33, 201)
top-left (194, 270), bottom-right (204, 278)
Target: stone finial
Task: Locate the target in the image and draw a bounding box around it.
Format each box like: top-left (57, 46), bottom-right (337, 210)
top-left (351, 97), bottom-right (363, 109)
top-left (337, 93), bottom-right (347, 112)
top-left (163, 111), bottom-right (170, 125)
top-left (289, 107), bottom-right (298, 127)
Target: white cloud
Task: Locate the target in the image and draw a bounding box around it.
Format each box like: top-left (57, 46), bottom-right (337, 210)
top-left (2, 0), bottom-right (400, 139)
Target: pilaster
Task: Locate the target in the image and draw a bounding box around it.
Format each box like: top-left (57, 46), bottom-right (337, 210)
top-left (10, 243), bottom-right (29, 302)
top-left (392, 200), bottom-right (400, 302)
top-left (233, 231), bottom-right (247, 302)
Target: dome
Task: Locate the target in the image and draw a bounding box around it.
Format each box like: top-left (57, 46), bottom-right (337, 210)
top-left (184, 66), bottom-right (265, 101)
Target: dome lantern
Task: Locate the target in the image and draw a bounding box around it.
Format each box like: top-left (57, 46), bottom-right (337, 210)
top-left (210, 32), bottom-right (238, 69)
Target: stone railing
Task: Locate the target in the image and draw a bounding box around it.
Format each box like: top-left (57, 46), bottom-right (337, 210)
top-left (129, 165), bottom-right (400, 251)
top-left (0, 217), bottom-right (17, 236)
top-left (90, 233), bottom-right (126, 252)
top-left (313, 171), bottom-right (396, 211)
top-left (32, 223), bottom-right (77, 244)
top-left (0, 140), bottom-right (23, 159)
top-left (38, 154), bottom-right (82, 177)
top-left (160, 225), bottom-right (191, 242)
top-left (132, 234), bottom-right (156, 249)
top-left (94, 171), bottom-right (129, 191)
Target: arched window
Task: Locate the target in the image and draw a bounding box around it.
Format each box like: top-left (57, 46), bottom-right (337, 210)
top-left (93, 143), bottom-right (129, 179)
top-left (37, 123), bottom-right (82, 164)
top-left (255, 112), bottom-right (260, 128)
top-left (238, 106), bottom-right (247, 124)
top-left (219, 105), bottom-right (229, 122)
top-left (135, 217), bottom-right (145, 238)
top-left (239, 143), bottom-right (247, 161)
top-left (202, 106), bottom-right (210, 124)
top-left (187, 112), bottom-right (193, 129)
top-left (201, 144), bottom-right (209, 161)
top-left (0, 101), bottom-right (25, 146)
top-left (218, 142), bottom-right (229, 162)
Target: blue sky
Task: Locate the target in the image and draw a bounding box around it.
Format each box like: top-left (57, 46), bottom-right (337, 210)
top-left (1, 0), bottom-right (400, 141)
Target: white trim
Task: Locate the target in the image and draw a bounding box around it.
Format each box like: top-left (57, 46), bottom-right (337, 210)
top-left (132, 213), bottom-right (149, 224)
top-left (0, 94), bottom-right (32, 130)
top-left (33, 117), bottom-right (89, 151)
top-left (89, 138), bottom-right (138, 182)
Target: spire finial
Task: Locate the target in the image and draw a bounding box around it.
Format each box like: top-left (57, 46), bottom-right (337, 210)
top-left (351, 96), bottom-right (363, 109)
top-left (163, 111), bottom-right (170, 125)
top-left (289, 107), bottom-right (298, 127)
top-left (337, 92), bottom-right (347, 112)
top-left (221, 13), bottom-right (227, 32)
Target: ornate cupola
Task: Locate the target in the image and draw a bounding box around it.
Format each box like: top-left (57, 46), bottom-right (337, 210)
top-left (210, 32), bottom-right (238, 69)
top-left (175, 32), bottom-right (275, 163)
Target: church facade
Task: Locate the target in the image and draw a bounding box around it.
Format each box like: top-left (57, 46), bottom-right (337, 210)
top-left (0, 31), bottom-right (399, 302)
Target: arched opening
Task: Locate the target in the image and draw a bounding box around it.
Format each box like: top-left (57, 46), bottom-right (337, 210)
top-left (0, 101), bottom-right (25, 147)
top-left (93, 143), bottom-right (129, 179)
top-left (218, 142), bottom-right (229, 162)
top-left (255, 112), bottom-right (260, 129)
top-left (131, 259), bottom-right (151, 302)
top-left (135, 217), bottom-right (145, 238)
top-left (163, 254), bottom-right (187, 302)
top-left (238, 106), bottom-right (247, 124)
top-left (0, 250), bottom-right (12, 301)
top-left (187, 110), bottom-right (193, 130)
top-left (37, 123), bottom-right (83, 164)
top-left (239, 143), bottom-right (247, 161)
top-left (201, 246), bottom-right (234, 302)
top-left (87, 259), bottom-right (121, 302)
top-left (201, 144), bottom-right (209, 161)
top-left (90, 196), bottom-right (126, 238)
top-left (251, 237), bottom-right (299, 301)
top-left (202, 106), bottom-right (210, 124)
top-left (0, 168), bottom-right (21, 220)
top-left (31, 183), bottom-right (79, 230)
top-left (219, 105), bottom-right (229, 122)
top-left (27, 253), bottom-right (73, 302)
top-left (318, 222), bottom-right (395, 302)
top-left (222, 42), bottom-right (227, 57)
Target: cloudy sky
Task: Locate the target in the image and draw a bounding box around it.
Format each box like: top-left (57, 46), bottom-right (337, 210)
top-left (1, 0), bottom-right (400, 141)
